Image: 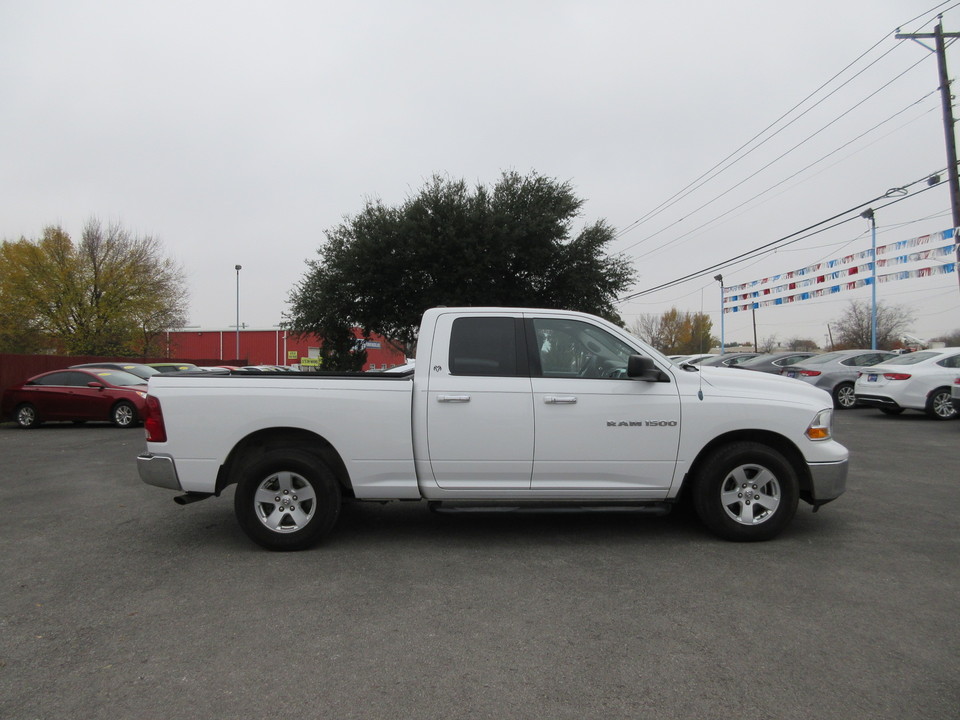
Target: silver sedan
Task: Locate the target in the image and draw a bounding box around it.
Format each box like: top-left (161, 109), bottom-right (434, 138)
top-left (781, 349), bottom-right (896, 409)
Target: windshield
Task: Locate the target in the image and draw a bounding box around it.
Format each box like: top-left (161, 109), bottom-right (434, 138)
top-left (882, 351), bottom-right (939, 366)
top-left (801, 352), bottom-right (845, 365)
top-left (90, 370), bottom-right (147, 387)
top-left (737, 355), bottom-right (775, 367)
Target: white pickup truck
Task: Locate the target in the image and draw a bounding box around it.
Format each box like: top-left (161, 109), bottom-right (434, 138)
top-left (138, 307), bottom-right (848, 549)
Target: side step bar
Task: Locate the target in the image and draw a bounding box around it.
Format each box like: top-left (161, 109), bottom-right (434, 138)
top-left (428, 501), bottom-right (671, 516)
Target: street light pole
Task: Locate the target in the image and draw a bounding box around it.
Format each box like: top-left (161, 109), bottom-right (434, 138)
top-left (861, 209), bottom-right (877, 349)
top-left (235, 264), bottom-right (242, 361)
top-left (714, 274), bottom-right (725, 353)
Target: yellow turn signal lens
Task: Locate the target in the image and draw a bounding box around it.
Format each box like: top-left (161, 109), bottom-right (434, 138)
top-left (805, 409), bottom-right (833, 441)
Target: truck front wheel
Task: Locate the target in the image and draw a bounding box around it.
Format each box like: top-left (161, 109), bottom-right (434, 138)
top-left (691, 442), bottom-right (799, 541)
top-left (234, 450), bottom-right (342, 551)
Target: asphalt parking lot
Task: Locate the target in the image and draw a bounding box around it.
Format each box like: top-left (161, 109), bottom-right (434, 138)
top-left (0, 410), bottom-right (958, 720)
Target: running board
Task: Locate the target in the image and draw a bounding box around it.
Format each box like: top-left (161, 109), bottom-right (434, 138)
top-left (428, 501), bottom-right (672, 516)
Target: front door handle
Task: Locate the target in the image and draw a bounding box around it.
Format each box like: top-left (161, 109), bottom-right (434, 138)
top-left (437, 394), bottom-right (471, 403)
top-left (544, 395), bottom-right (577, 404)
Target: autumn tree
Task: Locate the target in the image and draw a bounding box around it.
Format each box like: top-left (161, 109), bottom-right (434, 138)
top-left (831, 300), bottom-right (914, 350)
top-left (287, 171), bottom-right (635, 368)
top-left (632, 308), bottom-right (715, 355)
top-left (0, 219), bottom-right (188, 355)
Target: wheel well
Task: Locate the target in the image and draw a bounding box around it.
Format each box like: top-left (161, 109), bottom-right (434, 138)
top-left (214, 427), bottom-right (354, 499)
top-left (927, 385), bottom-right (951, 399)
top-left (685, 430), bottom-right (813, 503)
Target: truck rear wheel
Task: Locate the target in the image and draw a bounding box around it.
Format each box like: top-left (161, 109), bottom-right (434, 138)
top-left (234, 449), bottom-right (341, 550)
top-left (691, 442), bottom-right (799, 541)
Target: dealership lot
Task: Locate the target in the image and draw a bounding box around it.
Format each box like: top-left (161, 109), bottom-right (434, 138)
top-left (0, 411), bottom-right (957, 720)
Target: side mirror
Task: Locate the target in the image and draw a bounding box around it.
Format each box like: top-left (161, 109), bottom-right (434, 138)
top-left (87, 381), bottom-right (105, 390)
top-left (627, 355), bottom-right (670, 382)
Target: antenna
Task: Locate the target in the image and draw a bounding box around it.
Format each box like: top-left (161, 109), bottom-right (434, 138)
top-left (698, 289), bottom-right (705, 401)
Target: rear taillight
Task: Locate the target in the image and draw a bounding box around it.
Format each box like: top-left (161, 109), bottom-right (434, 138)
top-left (883, 373), bottom-right (912, 381)
top-left (143, 394), bottom-right (167, 442)
top-left (799, 370), bottom-right (821, 377)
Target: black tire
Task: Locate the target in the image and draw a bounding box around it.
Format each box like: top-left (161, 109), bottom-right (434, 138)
top-left (14, 403), bottom-right (40, 428)
top-left (234, 449), bottom-right (342, 551)
top-left (832, 382), bottom-right (857, 409)
top-left (925, 388), bottom-right (957, 420)
top-left (690, 442), bottom-right (799, 542)
top-left (111, 401), bottom-right (138, 428)
top-left (879, 407), bottom-right (904, 416)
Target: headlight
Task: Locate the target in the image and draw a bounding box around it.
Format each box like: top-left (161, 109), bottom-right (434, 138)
top-left (136, 391), bottom-right (147, 399)
top-left (805, 408), bottom-right (833, 440)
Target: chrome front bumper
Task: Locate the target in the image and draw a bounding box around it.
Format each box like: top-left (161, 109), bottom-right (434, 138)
top-left (806, 459), bottom-right (848, 506)
top-left (137, 453), bottom-right (182, 491)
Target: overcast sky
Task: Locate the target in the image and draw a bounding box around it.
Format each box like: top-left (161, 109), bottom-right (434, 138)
top-left (3, 1), bottom-right (958, 346)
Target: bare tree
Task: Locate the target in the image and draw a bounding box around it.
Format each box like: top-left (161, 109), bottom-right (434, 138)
top-left (787, 337), bottom-right (819, 351)
top-left (831, 300), bottom-right (914, 350)
top-left (758, 334), bottom-right (779, 353)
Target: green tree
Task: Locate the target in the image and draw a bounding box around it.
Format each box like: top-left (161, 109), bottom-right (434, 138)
top-left (832, 300), bottom-right (914, 350)
top-left (287, 171), bottom-right (635, 367)
top-left (632, 308), bottom-right (715, 355)
top-left (0, 219), bottom-right (188, 355)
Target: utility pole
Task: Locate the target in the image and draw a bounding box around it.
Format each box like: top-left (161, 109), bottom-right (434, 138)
top-left (896, 18), bottom-right (960, 292)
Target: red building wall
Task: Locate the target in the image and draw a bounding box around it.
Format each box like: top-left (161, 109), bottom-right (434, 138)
top-left (163, 328), bottom-right (407, 370)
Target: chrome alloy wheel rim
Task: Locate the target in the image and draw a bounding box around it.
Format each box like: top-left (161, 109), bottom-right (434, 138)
top-left (253, 471), bottom-right (317, 533)
top-left (719, 464), bottom-right (781, 525)
top-left (114, 405), bottom-right (134, 426)
top-left (933, 392), bottom-right (956, 419)
top-left (836, 385), bottom-right (856, 408)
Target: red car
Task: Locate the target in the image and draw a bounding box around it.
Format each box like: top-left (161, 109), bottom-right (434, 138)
top-left (1, 368), bottom-right (148, 428)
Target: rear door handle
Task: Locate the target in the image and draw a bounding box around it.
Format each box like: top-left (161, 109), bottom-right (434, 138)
top-left (437, 394), bottom-right (471, 403)
top-left (544, 395), bottom-right (577, 404)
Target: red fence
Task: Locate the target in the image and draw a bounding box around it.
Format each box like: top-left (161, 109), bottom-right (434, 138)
top-left (1, 329), bottom-right (406, 392)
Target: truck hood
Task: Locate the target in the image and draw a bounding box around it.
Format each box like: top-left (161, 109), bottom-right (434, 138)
top-left (691, 365), bottom-right (832, 406)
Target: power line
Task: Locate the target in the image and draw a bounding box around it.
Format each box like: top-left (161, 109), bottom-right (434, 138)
top-left (613, 5), bottom-right (951, 245)
top-left (624, 89), bottom-right (939, 263)
top-left (618, 172), bottom-right (945, 302)
top-left (614, 2), bottom-right (956, 272)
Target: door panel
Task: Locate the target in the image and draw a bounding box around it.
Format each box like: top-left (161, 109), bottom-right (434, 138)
top-left (531, 377), bottom-right (680, 494)
top-left (425, 313), bottom-right (534, 489)
top-left (427, 375), bottom-right (534, 488)
top-left (528, 317), bottom-right (680, 495)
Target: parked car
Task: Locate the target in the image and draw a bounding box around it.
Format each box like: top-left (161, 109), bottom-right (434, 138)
top-left (732, 352), bottom-right (817, 374)
top-left (70, 362), bottom-right (160, 380)
top-left (696, 352), bottom-right (761, 367)
top-left (953, 377), bottom-right (960, 415)
top-left (669, 353), bottom-right (718, 365)
top-left (2, 368), bottom-right (148, 428)
top-left (854, 348), bottom-right (960, 420)
top-left (147, 363), bottom-right (198, 373)
top-left (782, 350), bottom-right (896, 409)
top-left (237, 365), bottom-right (297, 373)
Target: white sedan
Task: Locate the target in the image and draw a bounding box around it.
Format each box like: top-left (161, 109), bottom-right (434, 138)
top-left (854, 348), bottom-right (960, 420)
